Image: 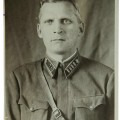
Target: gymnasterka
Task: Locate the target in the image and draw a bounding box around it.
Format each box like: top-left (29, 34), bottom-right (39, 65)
top-left (6, 51), bottom-right (114, 120)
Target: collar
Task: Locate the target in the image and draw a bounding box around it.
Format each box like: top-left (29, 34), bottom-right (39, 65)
top-left (44, 50), bottom-right (81, 79)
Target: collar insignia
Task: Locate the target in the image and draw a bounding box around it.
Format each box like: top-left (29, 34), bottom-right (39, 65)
top-left (45, 58), bottom-right (57, 78)
top-left (64, 53), bottom-right (80, 78)
top-left (44, 51), bottom-right (81, 79)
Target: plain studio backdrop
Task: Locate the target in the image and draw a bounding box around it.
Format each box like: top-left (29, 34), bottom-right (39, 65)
top-left (5, 0), bottom-right (114, 80)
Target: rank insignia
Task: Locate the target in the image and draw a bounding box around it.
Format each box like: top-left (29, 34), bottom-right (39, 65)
top-left (64, 54), bottom-right (80, 78)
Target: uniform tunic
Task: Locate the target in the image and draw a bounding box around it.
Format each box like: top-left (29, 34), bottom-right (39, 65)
top-left (6, 51), bottom-right (114, 120)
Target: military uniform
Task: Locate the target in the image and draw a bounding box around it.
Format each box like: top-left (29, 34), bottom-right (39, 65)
top-left (6, 50), bottom-right (114, 120)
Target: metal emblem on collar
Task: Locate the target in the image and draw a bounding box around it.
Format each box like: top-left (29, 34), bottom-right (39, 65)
top-left (52, 108), bottom-right (65, 120)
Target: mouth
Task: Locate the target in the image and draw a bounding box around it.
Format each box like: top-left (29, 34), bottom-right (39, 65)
top-left (51, 39), bottom-right (65, 42)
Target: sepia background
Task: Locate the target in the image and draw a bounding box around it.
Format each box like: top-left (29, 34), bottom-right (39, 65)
top-left (5, 0), bottom-right (115, 79)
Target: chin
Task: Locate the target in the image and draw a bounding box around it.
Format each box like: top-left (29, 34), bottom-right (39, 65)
top-left (52, 49), bottom-right (66, 55)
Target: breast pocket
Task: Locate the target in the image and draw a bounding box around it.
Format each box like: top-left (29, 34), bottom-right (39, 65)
top-left (18, 97), bottom-right (49, 120)
top-left (73, 95), bottom-right (106, 120)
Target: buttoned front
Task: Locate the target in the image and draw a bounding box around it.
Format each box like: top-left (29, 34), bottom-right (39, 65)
top-left (5, 55), bottom-right (114, 120)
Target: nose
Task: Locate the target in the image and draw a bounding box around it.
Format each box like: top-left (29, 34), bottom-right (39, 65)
top-left (53, 22), bottom-right (64, 34)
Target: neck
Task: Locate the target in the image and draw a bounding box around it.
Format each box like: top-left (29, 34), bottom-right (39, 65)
top-left (46, 49), bottom-right (77, 62)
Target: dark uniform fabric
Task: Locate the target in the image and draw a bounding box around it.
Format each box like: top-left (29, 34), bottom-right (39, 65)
top-left (6, 51), bottom-right (114, 120)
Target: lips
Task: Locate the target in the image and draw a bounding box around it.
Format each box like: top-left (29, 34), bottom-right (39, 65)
top-left (51, 39), bottom-right (65, 42)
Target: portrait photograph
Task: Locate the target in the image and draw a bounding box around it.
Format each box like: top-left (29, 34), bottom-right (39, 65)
top-left (5, 0), bottom-right (115, 120)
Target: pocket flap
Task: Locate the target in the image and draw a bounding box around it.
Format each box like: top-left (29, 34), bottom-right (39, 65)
top-left (74, 95), bottom-right (106, 110)
top-left (30, 100), bottom-right (49, 111)
top-left (18, 97), bottom-right (49, 112)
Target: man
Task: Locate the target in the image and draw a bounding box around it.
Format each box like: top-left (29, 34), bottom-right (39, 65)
top-left (6, 0), bottom-right (114, 120)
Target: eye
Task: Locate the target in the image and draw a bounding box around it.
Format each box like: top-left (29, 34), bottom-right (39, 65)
top-left (61, 19), bottom-right (72, 24)
top-left (44, 19), bottom-right (53, 25)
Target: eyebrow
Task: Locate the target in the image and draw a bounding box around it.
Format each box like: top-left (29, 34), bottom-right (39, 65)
top-left (41, 15), bottom-right (74, 20)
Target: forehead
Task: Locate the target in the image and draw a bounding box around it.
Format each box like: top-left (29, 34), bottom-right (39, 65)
top-left (40, 1), bottom-right (77, 19)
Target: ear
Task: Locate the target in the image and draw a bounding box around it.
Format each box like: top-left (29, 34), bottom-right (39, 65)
top-left (79, 22), bottom-right (84, 35)
top-left (37, 23), bottom-right (43, 38)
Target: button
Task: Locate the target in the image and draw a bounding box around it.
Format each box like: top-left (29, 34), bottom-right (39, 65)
top-left (89, 106), bottom-right (94, 110)
top-left (30, 107), bottom-right (34, 111)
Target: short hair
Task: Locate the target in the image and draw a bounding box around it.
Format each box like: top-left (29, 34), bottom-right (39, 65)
top-left (38, 0), bottom-right (82, 23)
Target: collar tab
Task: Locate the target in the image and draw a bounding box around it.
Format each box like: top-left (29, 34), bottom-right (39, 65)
top-left (64, 53), bottom-right (80, 78)
top-left (45, 58), bottom-right (57, 78)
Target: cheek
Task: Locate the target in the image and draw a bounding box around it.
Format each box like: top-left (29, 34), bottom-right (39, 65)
top-left (67, 27), bottom-right (79, 39)
top-left (41, 26), bottom-right (52, 37)
top-left (41, 32), bottom-right (51, 42)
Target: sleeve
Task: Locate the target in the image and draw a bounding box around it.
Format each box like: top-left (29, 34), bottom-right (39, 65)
top-left (106, 71), bottom-right (114, 120)
top-left (5, 71), bottom-right (21, 120)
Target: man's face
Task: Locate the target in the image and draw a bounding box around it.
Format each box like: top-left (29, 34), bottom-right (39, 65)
top-left (38, 1), bottom-right (81, 55)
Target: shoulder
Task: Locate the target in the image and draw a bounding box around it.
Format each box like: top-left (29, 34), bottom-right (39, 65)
top-left (80, 56), bottom-right (114, 75)
top-left (12, 59), bottom-right (44, 75)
